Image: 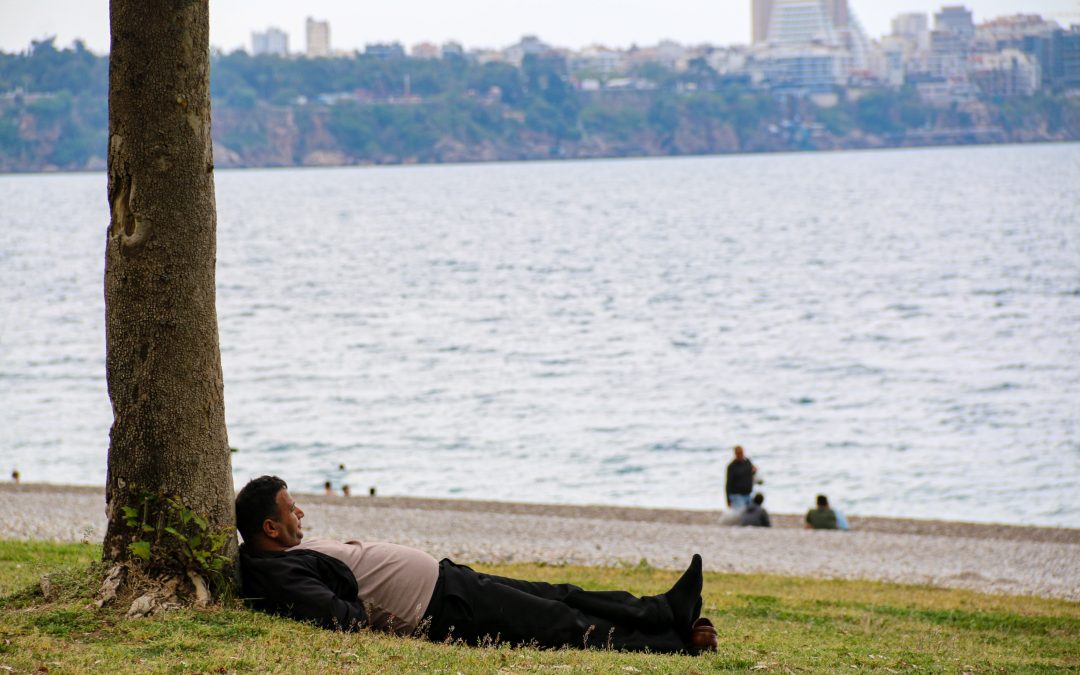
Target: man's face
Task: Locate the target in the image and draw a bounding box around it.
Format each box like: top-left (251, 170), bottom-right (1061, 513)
top-left (734, 446), bottom-right (744, 461)
top-left (267, 488), bottom-right (305, 548)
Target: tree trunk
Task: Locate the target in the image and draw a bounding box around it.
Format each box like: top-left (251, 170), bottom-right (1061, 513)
top-left (103, 0), bottom-right (235, 589)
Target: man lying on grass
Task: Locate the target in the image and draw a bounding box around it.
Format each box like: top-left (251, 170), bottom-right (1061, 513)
top-left (235, 475), bottom-right (718, 654)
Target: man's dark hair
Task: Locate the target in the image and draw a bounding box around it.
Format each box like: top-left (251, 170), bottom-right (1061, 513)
top-left (816, 494), bottom-right (829, 507)
top-left (753, 493), bottom-right (765, 505)
top-left (235, 475), bottom-right (287, 544)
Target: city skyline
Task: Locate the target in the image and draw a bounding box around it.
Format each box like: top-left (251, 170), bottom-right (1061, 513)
top-left (1, 0), bottom-right (1077, 55)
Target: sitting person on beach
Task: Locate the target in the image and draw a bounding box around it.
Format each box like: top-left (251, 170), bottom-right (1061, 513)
top-left (235, 475), bottom-right (718, 654)
top-left (805, 494), bottom-right (838, 530)
top-left (739, 493), bottom-right (771, 528)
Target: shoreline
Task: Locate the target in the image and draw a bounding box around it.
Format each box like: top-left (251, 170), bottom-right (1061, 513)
top-left (5, 482), bottom-right (1079, 600)
top-left (4, 482), bottom-right (1079, 546)
top-left (4, 139), bottom-right (1079, 177)
top-left (3, 482), bottom-right (1078, 545)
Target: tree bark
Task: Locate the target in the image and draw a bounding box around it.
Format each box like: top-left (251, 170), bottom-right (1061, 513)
top-left (103, 0), bottom-right (235, 576)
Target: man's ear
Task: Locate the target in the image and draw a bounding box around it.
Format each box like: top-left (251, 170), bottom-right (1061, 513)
top-left (262, 517), bottom-right (280, 540)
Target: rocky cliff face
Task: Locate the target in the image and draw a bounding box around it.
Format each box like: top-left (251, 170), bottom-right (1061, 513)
top-left (0, 96), bottom-right (106, 172)
top-left (3, 96), bottom-right (1079, 173)
top-left (208, 102), bottom-right (798, 167)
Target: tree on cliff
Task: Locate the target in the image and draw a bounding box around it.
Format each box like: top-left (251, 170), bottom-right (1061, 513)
top-left (101, 0), bottom-right (235, 613)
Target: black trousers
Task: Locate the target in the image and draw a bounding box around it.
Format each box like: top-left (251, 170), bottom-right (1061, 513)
top-left (425, 559), bottom-right (687, 653)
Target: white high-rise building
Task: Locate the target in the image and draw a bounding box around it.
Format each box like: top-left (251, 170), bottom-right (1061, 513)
top-left (755, 0), bottom-right (847, 43)
top-left (752, 0), bottom-right (865, 92)
top-left (766, 0), bottom-right (839, 47)
top-left (252, 27), bottom-right (289, 56)
top-left (306, 17), bottom-right (331, 58)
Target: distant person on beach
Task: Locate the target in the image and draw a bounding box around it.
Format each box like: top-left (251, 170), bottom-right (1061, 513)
top-left (805, 494), bottom-right (838, 530)
top-left (725, 445), bottom-right (757, 510)
top-left (833, 504), bottom-right (850, 531)
top-left (739, 493), bottom-right (771, 528)
top-left (324, 481), bottom-right (333, 496)
top-left (234, 475), bottom-right (718, 654)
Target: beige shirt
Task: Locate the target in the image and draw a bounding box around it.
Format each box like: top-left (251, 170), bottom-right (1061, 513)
top-left (292, 537), bottom-right (439, 634)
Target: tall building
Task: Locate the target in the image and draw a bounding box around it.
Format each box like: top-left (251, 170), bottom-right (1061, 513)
top-left (756, 0), bottom-right (847, 44)
top-left (766, 0), bottom-right (838, 47)
top-left (928, 29), bottom-right (970, 79)
top-left (252, 27), bottom-right (288, 56)
top-left (753, 0), bottom-right (775, 44)
top-left (306, 17), bottom-right (330, 58)
top-left (751, 0), bottom-right (855, 91)
top-left (876, 36), bottom-right (910, 86)
top-left (755, 46), bottom-right (851, 92)
top-left (924, 5), bottom-right (975, 81)
top-left (971, 48), bottom-right (1041, 96)
top-left (823, 0), bottom-right (849, 30)
top-left (892, 13), bottom-right (928, 40)
top-left (934, 6), bottom-right (975, 41)
top-left (1061, 26), bottom-right (1080, 90)
top-left (749, 0), bottom-right (872, 90)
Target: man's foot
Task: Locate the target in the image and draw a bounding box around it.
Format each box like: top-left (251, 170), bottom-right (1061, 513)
top-left (689, 617), bottom-right (718, 653)
top-left (663, 554), bottom-right (703, 638)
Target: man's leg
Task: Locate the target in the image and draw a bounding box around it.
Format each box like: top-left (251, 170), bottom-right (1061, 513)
top-left (473, 573), bottom-right (671, 631)
top-left (729, 493), bottom-right (752, 510)
top-left (475, 554), bottom-right (703, 635)
top-left (428, 560), bottom-right (688, 653)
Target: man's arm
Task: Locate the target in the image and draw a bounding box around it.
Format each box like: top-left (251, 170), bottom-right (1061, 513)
top-left (272, 562), bottom-right (369, 630)
top-left (242, 551), bottom-right (369, 631)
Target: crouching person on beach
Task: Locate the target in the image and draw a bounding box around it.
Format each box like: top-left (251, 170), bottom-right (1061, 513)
top-left (235, 475), bottom-right (718, 654)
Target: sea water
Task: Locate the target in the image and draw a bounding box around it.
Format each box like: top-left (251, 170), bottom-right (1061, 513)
top-left (2, 143), bottom-right (1078, 526)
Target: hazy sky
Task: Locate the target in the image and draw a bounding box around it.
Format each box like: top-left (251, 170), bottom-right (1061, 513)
top-left (2, 0), bottom-right (1078, 55)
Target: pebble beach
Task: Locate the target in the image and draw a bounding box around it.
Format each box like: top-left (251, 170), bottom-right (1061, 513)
top-left (4, 483), bottom-right (1079, 601)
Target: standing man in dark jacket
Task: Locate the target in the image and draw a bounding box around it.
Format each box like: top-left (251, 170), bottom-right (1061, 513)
top-left (235, 476), bottom-right (719, 654)
top-left (725, 445), bottom-right (757, 510)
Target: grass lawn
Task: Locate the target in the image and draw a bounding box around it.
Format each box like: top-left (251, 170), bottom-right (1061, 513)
top-left (1, 540), bottom-right (1078, 673)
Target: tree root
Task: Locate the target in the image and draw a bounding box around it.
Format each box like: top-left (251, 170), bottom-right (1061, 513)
top-left (187, 570), bottom-right (211, 607)
top-left (96, 564), bottom-right (124, 608)
top-left (96, 562), bottom-right (213, 616)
